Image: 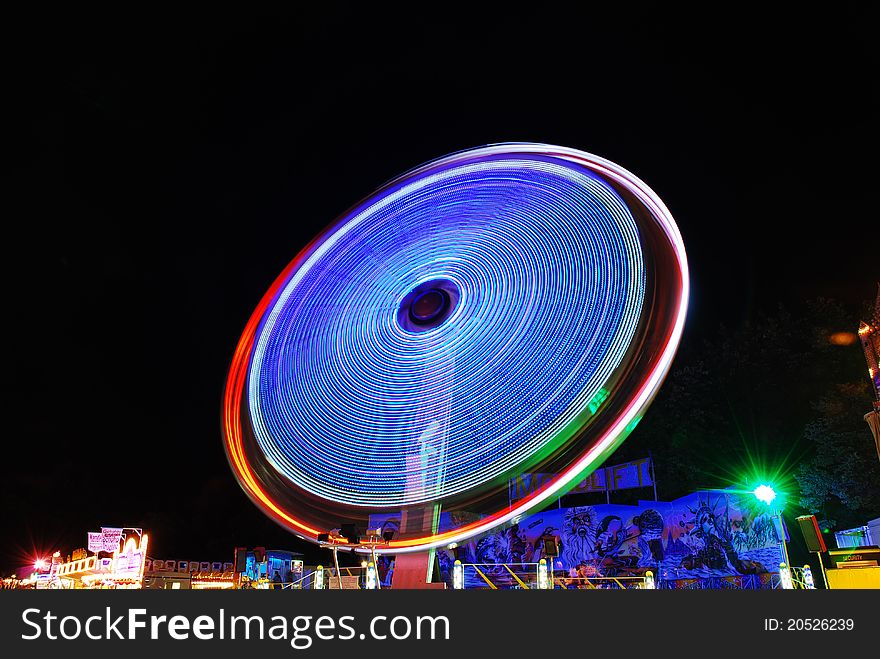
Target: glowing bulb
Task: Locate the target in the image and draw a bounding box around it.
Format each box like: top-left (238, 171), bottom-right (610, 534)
top-left (803, 565), bottom-right (815, 589)
top-left (452, 560), bottom-right (464, 590)
top-left (779, 563), bottom-right (793, 590)
top-left (366, 562), bottom-right (377, 590)
top-left (537, 559), bottom-right (551, 590)
top-left (753, 485), bottom-right (777, 505)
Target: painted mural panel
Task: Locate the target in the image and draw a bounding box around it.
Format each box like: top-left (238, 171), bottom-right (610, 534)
top-left (371, 489), bottom-right (784, 588)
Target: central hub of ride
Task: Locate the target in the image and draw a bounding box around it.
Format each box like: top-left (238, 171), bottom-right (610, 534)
top-left (398, 279), bottom-right (460, 332)
top-left (411, 289), bottom-right (448, 324)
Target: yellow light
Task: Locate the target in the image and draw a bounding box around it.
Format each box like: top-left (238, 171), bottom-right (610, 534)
top-left (193, 580), bottom-right (235, 590)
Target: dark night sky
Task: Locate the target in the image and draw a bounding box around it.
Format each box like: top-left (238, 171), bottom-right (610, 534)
top-left (3, 6), bottom-right (876, 573)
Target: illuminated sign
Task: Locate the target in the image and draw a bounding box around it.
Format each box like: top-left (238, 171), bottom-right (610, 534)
top-left (101, 527), bottom-right (124, 552)
top-left (87, 532), bottom-right (104, 553)
top-left (113, 536), bottom-right (148, 581)
top-left (81, 534), bottom-right (149, 588)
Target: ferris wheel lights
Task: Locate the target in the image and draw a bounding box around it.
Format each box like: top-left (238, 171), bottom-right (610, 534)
top-left (223, 144), bottom-right (688, 553)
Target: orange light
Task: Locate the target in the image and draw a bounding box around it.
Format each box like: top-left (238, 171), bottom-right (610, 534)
top-left (828, 331), bottom-right (858, 346)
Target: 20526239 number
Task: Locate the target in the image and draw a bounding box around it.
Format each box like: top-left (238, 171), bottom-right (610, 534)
top-left (787, 619), bottom-right (854, 631)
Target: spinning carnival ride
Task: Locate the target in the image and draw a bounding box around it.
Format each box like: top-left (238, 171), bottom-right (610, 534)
top-left (223, 144), bottom-right (688, 566)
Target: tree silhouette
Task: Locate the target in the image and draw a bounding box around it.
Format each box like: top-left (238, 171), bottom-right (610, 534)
top-left (795, 381), bottom-right (880, 529)
top-left (616, 296), bottom-right (879, 533)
